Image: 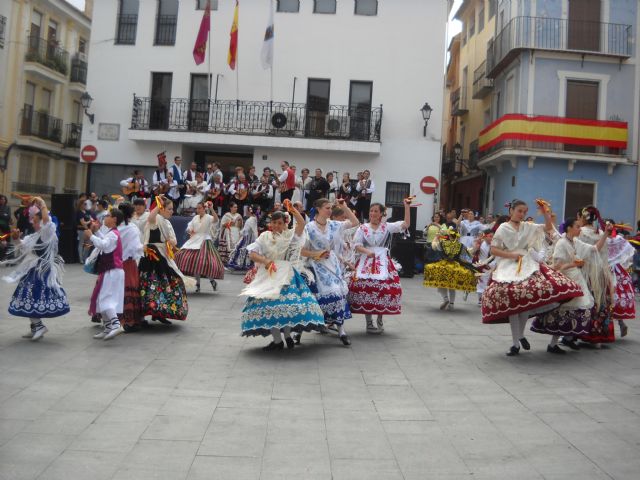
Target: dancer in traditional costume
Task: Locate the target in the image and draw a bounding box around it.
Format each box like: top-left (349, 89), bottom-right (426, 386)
top-left (348, 199), bottom-right (410, 334)
top-left (481, 199), bottom-right (583, 356)
top-left (240, 206), bottom-right (325, 351)
top-left (530, 217), bottom-right (611, 354)
top-left (470, 229), bottom-right (495, 307)
top-left (459, 210), bottom-right (484, 249)
top-left (227, 206), bottom-right (259, 271)
top-left (576, 206), bottom-right (616, 344)
top-left (2, 197), bottom-right (69, 340)
top-left (116, 203), bottom-right (144, 332)
top-left (303, 198), bottom-right (360, 345)
top-left (218, 202), bottom-right (243, 264)
top-left (139, 197), bottom-right (194, 324)
top-left (130, 199), bottom-right (149, 241)
top-left (424, 213), bottom-right (444, 264)
top-left (423, 225), bottom-right (477, 311)
top-left (84, 209), bottom-right (126, 340)
top-left (605, 219), bottom-right (636, 337)
top-left (175, 202), bottom-right (224, 292)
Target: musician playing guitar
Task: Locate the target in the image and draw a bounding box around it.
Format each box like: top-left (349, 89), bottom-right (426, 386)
top-left (228, 172), bottom-right (250, 215)
top-left (252, 175), bottom-right (273, 213)
top-left (207, 176), bottom-right (226, 216)
top-left (119, 170), bottom-right (149, 200)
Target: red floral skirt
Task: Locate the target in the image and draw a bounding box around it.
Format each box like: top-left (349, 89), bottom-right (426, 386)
top-left (612, 264), bottom-right (635, 320)
top-left (579, 304), bottom-right (616, 343)
top-left (243, 265), bottom-right (258, 284)
top-left (348, 263), bottom-right (402, 315)
top-left (482, 264), bottom-right (583, 324)
top-left (120, 259), bottom-right (143, 328)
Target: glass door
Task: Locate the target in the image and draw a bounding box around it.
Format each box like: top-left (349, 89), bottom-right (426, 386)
top-left (305, 79), bottom-right (330, 137)
top-left (349, 81), bottom-right (372, 140)
top-left (150, 72), bottom-right (172, 130)
top-left (189, 74), bottom-right (210, 131)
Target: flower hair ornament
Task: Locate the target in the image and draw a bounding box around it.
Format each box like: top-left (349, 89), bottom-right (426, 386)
top-left (504, 201), bottom-right (512, 210)
top-left (581, 206), bottom-right (605, 231)
top-left (28, 205), bottom-right (40, 222)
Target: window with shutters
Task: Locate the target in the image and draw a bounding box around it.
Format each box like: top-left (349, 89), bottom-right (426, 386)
top-left (196, 0), bottom-right (218, 10)
top-left (35, 158), bottom-right (49, 186)
top-left (565, 79), bottom-right (599, 152)
top-left (355, 0), bottom-right (377, 15)
top-left (314, 0), bottom-right (336, 14)
top-left (277, 0), bottom-right (299, 12)
top-left (468, 10), bottom-right (475, 38)
top-left (18, 157), bottom-right (33, 184)
top-left (116, 0), bottom-right (139, 45)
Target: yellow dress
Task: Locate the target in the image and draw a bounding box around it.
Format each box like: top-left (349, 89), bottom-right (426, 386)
top-left (423, 239), bottom-right (477, 292)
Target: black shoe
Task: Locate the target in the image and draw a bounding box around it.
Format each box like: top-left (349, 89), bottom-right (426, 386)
top-left (153, 317), bottom-right (172, 325)
top-left (285, 337), bottom-right (295, 349)
top-left (263, 341), bottom-right (284, 352)
top-left (339, 334), bottom-right (351, 346)
top-left (210, 279), bottom-right (217, 291)
top-left (293, 332), bottom-right (301, 344)
top-left (91, 314), bottom-right (101, 323)
top-left (195, 283), bottom-right (200, 293)
top-left (561, 337), bottom-right (581, 350)
top-left (122, 324), bottom-right (140, 333)
top-left (519, 337), bottom-right (531, 350)
top-left (506, 346), bottom-right (520, 356)
top-left (547, 345), bottom-right (567, 355)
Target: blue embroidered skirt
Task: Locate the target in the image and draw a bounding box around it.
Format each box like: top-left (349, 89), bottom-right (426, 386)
top-left (241, 270), bottom-right (326, 337)
top-left (8, 268), bottom-right (70, 318)
top-left (308, 281), bottom-right (352, 325)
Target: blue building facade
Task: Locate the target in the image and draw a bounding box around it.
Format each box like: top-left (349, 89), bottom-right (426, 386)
top-left (478, 0), bottom-right (638, 224)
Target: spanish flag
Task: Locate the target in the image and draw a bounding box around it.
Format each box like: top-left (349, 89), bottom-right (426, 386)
top-left (228, 0), bottom-right (239, 70)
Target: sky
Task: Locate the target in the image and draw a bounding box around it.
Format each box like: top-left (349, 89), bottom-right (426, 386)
top-left (66, 0), bottom-right (84, 10)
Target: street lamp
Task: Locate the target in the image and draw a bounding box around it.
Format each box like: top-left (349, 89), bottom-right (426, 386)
top-left (420, 102), bottom-right (433, 137)
top-left (80, 91), bottom-right (95, 124)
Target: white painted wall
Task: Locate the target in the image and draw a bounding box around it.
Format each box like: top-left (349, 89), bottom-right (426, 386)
top-left (82, 0), bottom-right (447, 228)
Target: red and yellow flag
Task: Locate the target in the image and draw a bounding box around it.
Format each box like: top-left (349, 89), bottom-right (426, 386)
top-left (192, 0), bottom-right (211, 65)
top-left (227, 0), bottom-right (239, 70)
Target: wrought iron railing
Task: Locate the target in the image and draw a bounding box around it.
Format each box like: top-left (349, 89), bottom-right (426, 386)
top-left (20, 105), bottom-right (63, 143)
top-left (451, 87), bottom-right (468, 115)
top-left (155, 15), bottom-right (177, 45)
top-left (0, 15), bottom-right (7, 49)
top-left (130, 96), bottom-right (383, 142)
top-left (488, 16), bottom-right (631, 77)
top-left (12, 182), bottom-right (55, 195)
top-left (70, 56), bottom-right (87, 84)
top-left (25, 35), bottom-right (69, 75)
top-left (115, 14), bottom-right (138, 45)
top-left (64, 123), bottom-right (82, 148)
top-left (472, 60), bottom-right (493, 98)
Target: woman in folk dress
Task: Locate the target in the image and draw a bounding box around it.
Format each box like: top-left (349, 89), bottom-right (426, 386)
top-left (481, 199), bottom-right (583, 356)
top-left (218, 202), bottom-right (243, 264)
top-left (530, 217), bottom-right (611, 354)
top-left (139, 197), bottom-right (195, 324)
top-left (116, 203), bottom-right (145, 332)
top-left (227, 206), bottom-right (259, 271)
top-left (240, 208), bottom-right (325, 351)
top-left (175, 202), bottom-right (224, 292)
top-left (604, 219), bottom-right (635, 337)
top-left (84, 209), bottom-right (126, 340)
top-left (348, 199), bottom-right (410, 334)
top-left (303, 198), bottom-right (360, 346)
top-left (2, 197), bottom-right (69, 341)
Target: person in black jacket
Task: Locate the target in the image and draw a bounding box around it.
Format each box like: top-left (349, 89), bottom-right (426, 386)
top-left (306, 169), bottom-right (330, 211)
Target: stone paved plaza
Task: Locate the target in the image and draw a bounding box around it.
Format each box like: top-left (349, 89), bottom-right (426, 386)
top-left (0, 265), bottom-right (639, 479)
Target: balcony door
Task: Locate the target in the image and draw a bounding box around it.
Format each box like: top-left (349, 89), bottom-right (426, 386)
top-left (349, 81), bottom-right (372, 140)
top-left (565, 79), bottom-right (598, 153)
top-left (150, 72), bottom-right (172, 130)
top-left (306, 79), bottom-right (330, 137)
top-left (564, 181), bottom-right (595, 220)
top-left (568, 0), bottom-right (600, 52)
top-left (189, 74), bottom-right (210, 132)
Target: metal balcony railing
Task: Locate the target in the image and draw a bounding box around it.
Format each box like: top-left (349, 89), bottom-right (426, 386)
top-left (64, 123), bottom-right (82, 148)
top-left (450, 87), bottom-right (468, 116)
top-left (472, 60), bottom-right (493, 99)
top-left (12, 182), bottom-right (55, 195)
top-left (154, 15), bottom-right (177, 45)
top-left (25, 35), bottom-right (69, 75)
top-left (130, 96), bottom-right (383, 142)
top-left (115, 14), bottom-right (138, 45)
top-left (20, 105), bottom-right (63, 143)
top-left (487, 16), bottom-right (632, 78)
top-left (70, 56), bottom-right (87, 84)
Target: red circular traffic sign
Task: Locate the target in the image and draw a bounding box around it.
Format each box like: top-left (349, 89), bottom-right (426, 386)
top-left (420, 175), bottom-right (439, 194)
top-left (81, 145), bottom-right (98, 163)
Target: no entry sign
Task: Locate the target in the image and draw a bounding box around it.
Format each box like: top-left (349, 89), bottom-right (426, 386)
top-left (420, 175), bottom-right (439, 194)
top-left (81, 145), bottom-right (98, 163)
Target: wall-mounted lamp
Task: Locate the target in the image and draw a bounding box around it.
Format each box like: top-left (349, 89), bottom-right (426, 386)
top-left (420, 102), bottom-right (433, 137)
top-left (80, 91), bottom-right (95, 124)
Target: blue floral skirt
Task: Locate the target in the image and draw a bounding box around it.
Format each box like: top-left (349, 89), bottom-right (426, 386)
top-left (308, 281), bottom-right (352, 326)
top-left (530, 308), bottom-right (592, 336)
top-left (8, 268), bottom-right (70, 318)
top-left (241, 270), bottom-right (326, 337)
top-left (227, 236), bottom-right (253, 271)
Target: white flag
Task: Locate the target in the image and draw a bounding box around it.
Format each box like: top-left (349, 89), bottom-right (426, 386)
top-left (260, 1), bottom-right (274, 69)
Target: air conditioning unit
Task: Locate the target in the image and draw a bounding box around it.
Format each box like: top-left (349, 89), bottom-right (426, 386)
top-left (269, 111), bottom-right (298, 135)
top-left (325, 115), bottom-right (350, 138)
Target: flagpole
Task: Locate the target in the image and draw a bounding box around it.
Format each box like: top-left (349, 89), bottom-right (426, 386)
top-left (207, 0), bottom-right (212, 100)
top-left (270, 0), bottom-right (274, 108)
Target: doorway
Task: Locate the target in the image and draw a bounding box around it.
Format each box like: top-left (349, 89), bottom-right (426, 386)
top-left (150, 72), bottom-right (172, 130)
top-left (306, 79), bottom-right (330, 137)
top-left (564, 181), bottom-right (596, 219)
top-left (349, 81), bottom-right (372, 140)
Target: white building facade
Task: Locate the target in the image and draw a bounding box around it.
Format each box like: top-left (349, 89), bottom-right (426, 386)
top-left (82, 0), bottom-right (447, 228)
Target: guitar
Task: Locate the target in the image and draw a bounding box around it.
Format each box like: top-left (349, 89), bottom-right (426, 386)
top-left (152, 182), bottom-right (169, 195)
top-left (207, 186), bottom-right (223, 200)
top-left (121, 180), bottom-right (140, 196)
top-left (234, 189), bottom-right (249, 201)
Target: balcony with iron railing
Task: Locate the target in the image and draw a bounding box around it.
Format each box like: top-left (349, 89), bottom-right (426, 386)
top-left (20, 105), bottom-right (63, 143)
top-left (472, 60), bottom-right (493, 99)
top-left (487, 16), bottom-right (632, 78)
top-left (154, 15), bottom-right (177, 45)
top-left (64, 123), bottom-right (82, 149)
top-left (130, 96), bottom-right (383, 143)
top-left (25, 35), bottom-right (69, 76)
top-left (450, 87), bottom-right (468, 116)
top-left (70, 56), bottom-right (87, 85)
top-left (12, 182), bottom-right (55, 195)
top-left (115, 14), bottom-right (138, 44)
top-left (478, 113), bottom-right (628, 161)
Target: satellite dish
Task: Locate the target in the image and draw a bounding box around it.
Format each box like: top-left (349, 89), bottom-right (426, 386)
top-left (271, 112), bottom-right (287, 129)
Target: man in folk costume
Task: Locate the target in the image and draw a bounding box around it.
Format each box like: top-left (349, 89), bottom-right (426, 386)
top-left (183, 161), bottom-right (199, 183)
top-left (278, 161), bottom-right (296, 203)
top-left (120, 170), bottom-right (149, 202)
top-left (169, 156), bottom-right (186, 208)
top-left (151, 152), bottom-right (168, 208)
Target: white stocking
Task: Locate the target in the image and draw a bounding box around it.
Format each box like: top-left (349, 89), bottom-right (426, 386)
top-left (438, 288), bottom-right (449, 301)
top-left (509, 315), bottom-right (520, 348)
top-left (270, 327), bottom-right (283, 343)
top-left (448, 290), bottom-right (456, 304)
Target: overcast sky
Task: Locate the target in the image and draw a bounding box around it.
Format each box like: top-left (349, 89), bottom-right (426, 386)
top-left (66, 0), bottom-right (84, 10)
